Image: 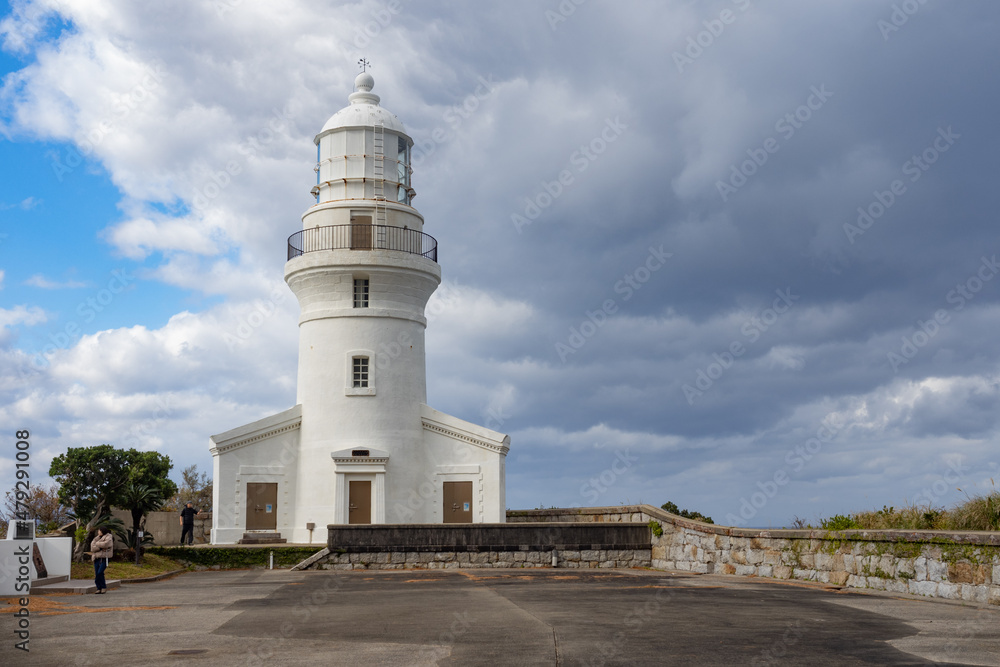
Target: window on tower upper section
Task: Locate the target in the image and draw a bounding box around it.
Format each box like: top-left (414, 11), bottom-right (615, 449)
top-left (353, 278), bottom-right (369, 308)
top-left (396, 136), bottom-right (410, 204)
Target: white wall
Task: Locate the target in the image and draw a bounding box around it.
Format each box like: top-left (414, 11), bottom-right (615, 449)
top-left (211, 407), bottom-right (301, 545)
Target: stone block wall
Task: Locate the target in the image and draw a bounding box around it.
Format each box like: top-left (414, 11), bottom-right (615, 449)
top-left (310, 547), bottom-right (651, 571)
top-left (307, 522), bottom-right (653, 570)
top-left (509, 505), bottom-right (1000, 605)
top-left (110, 510), bottom-right (212, 546)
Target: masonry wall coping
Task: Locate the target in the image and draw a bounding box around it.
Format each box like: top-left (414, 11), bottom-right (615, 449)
top-left (508, 505), bottom-right (1000, 547)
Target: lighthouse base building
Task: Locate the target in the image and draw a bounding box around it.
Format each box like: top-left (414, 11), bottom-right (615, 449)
top-left (209, 72), bottom-right (509, 545)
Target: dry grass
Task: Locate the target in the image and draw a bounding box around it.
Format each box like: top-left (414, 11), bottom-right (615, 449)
top-left (948, 491), bottom-right (1000, 531)
top-left (0, 595), bottom-right (176, 616)
top-left (70, 552), bottom-right (184, 581)
top-left (850, 504), bottom-right (947, 530)
top-left (840, 487), bottom-right (1000, 532)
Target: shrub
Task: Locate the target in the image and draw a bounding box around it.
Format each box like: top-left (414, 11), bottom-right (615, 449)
top-left (852, 504), bottom-right (945, 530)
top-left (820, 514), bottom-right (859, 530)
top-left (147, 546), bottom-right (321, 569)
top-left (661, 501), bottom-right (714, 524)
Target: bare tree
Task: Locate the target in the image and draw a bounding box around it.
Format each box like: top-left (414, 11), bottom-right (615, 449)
top-left (1, 483), bottom-right (72, 535)
top-left (163, 465), bottom-right (213, 512)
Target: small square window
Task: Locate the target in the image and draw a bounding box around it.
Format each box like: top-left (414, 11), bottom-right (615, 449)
top-left (352, 357), bottom-right (369, 387)
top-left (353, 278), bottom-right (369, 308)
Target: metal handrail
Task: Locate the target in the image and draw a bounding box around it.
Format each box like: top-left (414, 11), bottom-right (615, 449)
top-left (287, 224), bottom-right (438, 262)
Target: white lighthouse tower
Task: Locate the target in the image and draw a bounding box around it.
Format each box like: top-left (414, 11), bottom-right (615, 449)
top-left (209, 70), bottom-right (510, 544)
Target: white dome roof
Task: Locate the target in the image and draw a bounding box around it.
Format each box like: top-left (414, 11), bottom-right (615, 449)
top-left (316, 72), bottom-right (407, 138)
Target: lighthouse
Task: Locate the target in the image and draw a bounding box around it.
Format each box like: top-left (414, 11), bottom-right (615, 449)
top-left (209, 71), bottom-right (510, 544)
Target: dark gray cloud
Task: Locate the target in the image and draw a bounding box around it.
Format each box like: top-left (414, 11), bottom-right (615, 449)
top-left (2, 0), bottom-right (999, 526)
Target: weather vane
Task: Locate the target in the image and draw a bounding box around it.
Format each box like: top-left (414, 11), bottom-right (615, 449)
top-left (358, 58), bottom-right (369, 73)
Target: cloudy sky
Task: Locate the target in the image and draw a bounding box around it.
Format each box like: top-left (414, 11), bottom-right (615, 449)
top-left (1, 0), bottom-right (998, 528)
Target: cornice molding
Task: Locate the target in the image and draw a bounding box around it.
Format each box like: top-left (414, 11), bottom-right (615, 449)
top-left (422, 420), bottom-right (509, 455)
top-left (210, 420), bottom-right (301, 456)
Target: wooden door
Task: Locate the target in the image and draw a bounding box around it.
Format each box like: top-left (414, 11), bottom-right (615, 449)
top-left (443, 481), bottom-right (473, 523)
top-left (350, 215), bottom-right (373, 249)
top-left (348, 480), bottom-right (371, 524)
top-left (245, 483), bottom-right (277, 530)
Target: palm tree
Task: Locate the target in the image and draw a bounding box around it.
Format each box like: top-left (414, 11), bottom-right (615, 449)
top-left (119, 482), bottom-right (164, 565)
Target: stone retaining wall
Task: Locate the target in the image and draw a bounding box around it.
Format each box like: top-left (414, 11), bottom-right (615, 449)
top-left (311, 522), bottom-right (652, 570)
top-left (508, 505), bottom-right (1000, 605)
top-left (311, 548), bottom-right (650, 570)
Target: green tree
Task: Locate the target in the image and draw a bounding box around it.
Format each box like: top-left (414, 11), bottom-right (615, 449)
top-left (50, 445), bottom-right (132, 560)
top-left (50, 445), bottom-right (177, 561)
top-left (119, 482), bottom-right (165, 564)
top-left (661, 500), bottom-right (714, 524)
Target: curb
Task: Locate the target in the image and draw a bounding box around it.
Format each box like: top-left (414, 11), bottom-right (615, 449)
top-left (119, 568), bottom-right (188, 584)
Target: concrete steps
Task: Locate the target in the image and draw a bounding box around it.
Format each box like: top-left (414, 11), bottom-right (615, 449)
top-left (32, 574), bottom-right (68, 587)
top-left (237, 532), bottom-right (287, 545)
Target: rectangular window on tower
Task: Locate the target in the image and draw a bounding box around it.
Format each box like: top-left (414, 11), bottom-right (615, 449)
top-left (353, 278), bottom-right (369, 308)
top-left (352, 357), bottom-right (369, 387)
top-left (397, 136), bottom-right (410, 204)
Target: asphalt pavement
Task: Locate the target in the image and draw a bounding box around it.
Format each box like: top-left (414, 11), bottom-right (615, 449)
top-left (3, 568), bottom-right (999, 666)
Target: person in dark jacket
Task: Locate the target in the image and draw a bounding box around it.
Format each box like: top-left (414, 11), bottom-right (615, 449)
top-left (179, 502), bottom-right (201, 545)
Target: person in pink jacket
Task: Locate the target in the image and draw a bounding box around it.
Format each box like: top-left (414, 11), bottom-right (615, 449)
top-left (89, 527), bottom-right (114, 594)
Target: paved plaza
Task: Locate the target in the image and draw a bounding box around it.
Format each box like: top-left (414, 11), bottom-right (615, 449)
top-left (4, 568), bottom-right (999, 665)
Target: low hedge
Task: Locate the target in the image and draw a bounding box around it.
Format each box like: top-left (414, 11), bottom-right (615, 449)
top-left (147, 546), bottom-right (322, 569)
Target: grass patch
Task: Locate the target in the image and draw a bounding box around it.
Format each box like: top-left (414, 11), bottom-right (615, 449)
top-left (71, 552), bottom-right (184, 581)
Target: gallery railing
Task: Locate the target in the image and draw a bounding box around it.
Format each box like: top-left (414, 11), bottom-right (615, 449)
top-left (287, 224), bottom-right (438, 262)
